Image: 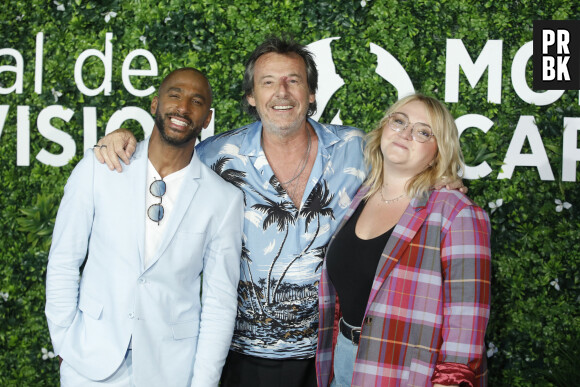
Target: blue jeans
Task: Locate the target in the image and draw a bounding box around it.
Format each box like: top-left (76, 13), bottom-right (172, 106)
top-left (330, 322), bottom-right (359, 387)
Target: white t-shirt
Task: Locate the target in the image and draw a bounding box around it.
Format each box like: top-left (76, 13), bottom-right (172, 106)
top-left (144, 159), bottom-right (189, 270)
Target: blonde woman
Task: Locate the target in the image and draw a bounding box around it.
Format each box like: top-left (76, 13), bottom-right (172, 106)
top-left (316, 94), bottom-right (491, 387)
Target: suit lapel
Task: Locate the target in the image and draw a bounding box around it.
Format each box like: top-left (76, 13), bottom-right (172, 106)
top-left (365, 195), bottom-right (429, 313)
top-left (130, 140), bottom-right (149, 272)
top-left (146, 152), bottom-right (201, 269)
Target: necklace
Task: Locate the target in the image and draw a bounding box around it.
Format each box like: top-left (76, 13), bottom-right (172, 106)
top-left (380, 185), bottom-right (405, 204)
top-left (263, 128), bottom-right (312, 186)
top-left (278, 128), bottom-right (311, 185)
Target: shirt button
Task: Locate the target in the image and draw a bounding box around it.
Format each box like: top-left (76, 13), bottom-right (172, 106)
top-left (364, 316), bottom-right (373, 325)
top-left (139, 278), bottom-right (146, 284)
top-left (128, 312), bottom-right (134, 319)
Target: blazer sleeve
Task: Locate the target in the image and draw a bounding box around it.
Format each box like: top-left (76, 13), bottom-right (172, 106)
top-left (45, 150), bottom-right (95, 355)
top-left (191, 189), bottom-right (244, 386)
top-left (431, 204), bottom-right (491, 387)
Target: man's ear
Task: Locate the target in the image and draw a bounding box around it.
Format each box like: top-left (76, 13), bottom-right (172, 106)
top-left (246, 93), bottom-right (256, 107)
top-left (150, 96), bottom-right (159, 115)
top-left (203, 109), bottom-right (213, 129)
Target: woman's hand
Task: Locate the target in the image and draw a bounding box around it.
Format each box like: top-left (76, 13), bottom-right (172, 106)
top-left (94, 129), bottom-right (138, 172)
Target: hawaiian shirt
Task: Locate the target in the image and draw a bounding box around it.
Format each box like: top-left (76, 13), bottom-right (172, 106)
top-left (195, 118), bottom-right (366, 359)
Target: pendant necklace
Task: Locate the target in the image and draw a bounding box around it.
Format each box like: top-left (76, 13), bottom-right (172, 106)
top-left (279, 128), bottom-right (311, 186)
top-left (380, 185), bottom-right (405, 204)
top-left (262, 128), bottom-right (312, 205)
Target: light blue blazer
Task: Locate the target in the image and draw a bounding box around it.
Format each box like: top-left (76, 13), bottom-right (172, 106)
top-left (45, 139), bottom-right (244, 386)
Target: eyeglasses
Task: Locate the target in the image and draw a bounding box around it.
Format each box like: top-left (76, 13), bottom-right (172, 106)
top-left (387, 112), bottom-right (435, 143)
top-left (147, 178), bottom-right (166, 225)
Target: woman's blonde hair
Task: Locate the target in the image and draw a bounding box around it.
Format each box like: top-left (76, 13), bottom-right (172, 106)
top-left (363, 93), bottom-right (464, 200)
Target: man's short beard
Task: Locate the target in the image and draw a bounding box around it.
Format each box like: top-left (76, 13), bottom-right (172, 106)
top-left (155, 112), bottom-right (199, 146)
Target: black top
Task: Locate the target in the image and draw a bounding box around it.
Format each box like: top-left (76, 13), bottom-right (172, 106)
top-left (326, 199), bottom-right (393, 327)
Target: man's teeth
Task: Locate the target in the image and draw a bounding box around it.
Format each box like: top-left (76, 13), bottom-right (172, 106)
top-left (170, 118), bottom-right (188, 127)
top-left (273, 105), bottom-right (292, 110)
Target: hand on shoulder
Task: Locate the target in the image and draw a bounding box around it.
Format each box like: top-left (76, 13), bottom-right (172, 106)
top-left (94, 129), bottom-right (138, 172)
top-left (434, 176), bottom-right (468, 194)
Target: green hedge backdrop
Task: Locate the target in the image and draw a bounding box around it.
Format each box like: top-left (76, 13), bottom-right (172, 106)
top-left (1, 0), bottom-right (579, 385)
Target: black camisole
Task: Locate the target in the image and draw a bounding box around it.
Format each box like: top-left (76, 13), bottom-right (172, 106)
top-left (326, 200), bottom-right (394, 327)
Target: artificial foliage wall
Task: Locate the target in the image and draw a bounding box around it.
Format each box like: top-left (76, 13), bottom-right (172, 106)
top-left (1, 0), bottom-right (579, 385)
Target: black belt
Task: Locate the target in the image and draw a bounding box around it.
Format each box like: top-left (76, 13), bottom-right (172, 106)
top-left (339, 317), bottom-right (361, 345)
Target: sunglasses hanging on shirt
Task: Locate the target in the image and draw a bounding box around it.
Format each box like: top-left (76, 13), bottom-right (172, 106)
top-left (147, 178), bottom-right (166, 225)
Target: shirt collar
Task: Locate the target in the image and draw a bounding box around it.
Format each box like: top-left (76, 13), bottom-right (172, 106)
top-left (410, 194), bottom-right (430, 210)
top-left (238, 118), bottom-right (342, 157)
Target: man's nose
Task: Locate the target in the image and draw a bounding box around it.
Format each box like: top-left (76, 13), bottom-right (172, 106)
top-left (176, 99), bottom-right (191, 115)
top-left (275, 77), bottom-right (289, 96)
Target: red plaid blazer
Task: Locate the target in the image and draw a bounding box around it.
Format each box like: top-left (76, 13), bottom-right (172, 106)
top-left (316, 187), bottom-right (491, 387)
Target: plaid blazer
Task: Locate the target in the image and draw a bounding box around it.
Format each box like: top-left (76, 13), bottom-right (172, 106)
top-left (316, 187), bottom-right (491, 387)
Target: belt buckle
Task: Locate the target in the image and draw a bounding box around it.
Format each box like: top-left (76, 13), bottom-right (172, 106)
top-left (350, 327), bottom-right (361, 345)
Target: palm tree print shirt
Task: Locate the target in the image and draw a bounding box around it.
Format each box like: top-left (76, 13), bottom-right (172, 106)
top-left (195, 118), bottom-right (367, 359)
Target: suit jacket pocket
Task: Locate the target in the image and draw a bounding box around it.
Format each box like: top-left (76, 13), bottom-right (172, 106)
top-left (78, 292), bottom-right (104, 320)
top-left (174, 231), bottom-right (206, 240)
top-left (170, 232), bottom-right (207, 269)
top-left (173, 231), bottom-right (206, 249)
top-left (170, 319), bottom-right (200, 340)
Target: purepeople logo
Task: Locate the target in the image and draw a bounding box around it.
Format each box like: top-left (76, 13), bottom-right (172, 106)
top-left (533, 20), bottom-right (580, 90)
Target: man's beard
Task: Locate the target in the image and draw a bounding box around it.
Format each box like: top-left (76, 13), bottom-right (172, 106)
top-left (256, 98), bottom-right (308, 139)
top-left (155, 112), bottom-right (200, 146)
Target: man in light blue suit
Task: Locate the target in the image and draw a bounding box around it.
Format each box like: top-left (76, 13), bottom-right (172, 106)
top-left (45, 68), bottom-right (244, 386)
